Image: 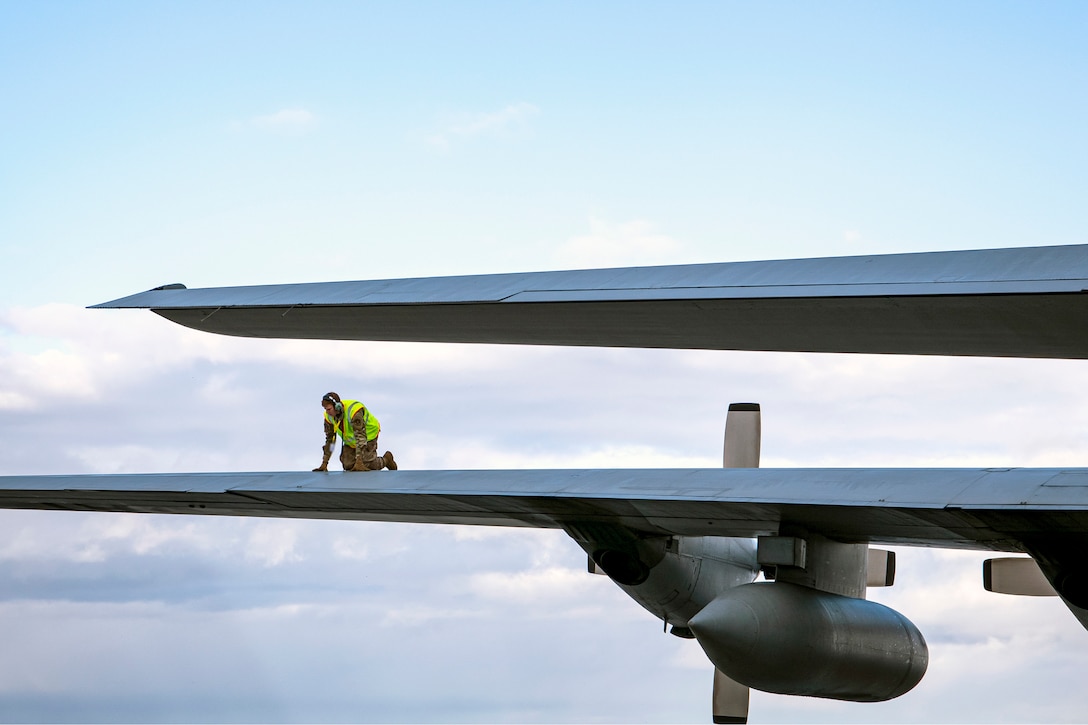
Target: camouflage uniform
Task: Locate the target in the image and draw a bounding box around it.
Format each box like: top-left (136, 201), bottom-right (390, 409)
top-left (321, 401), bottom-right (390, 471)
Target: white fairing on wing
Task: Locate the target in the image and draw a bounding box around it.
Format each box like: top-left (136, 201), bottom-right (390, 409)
top-left (984, 557), bottom-right (1057, 596)
top-left (867, 548), bottom-right (896, 588)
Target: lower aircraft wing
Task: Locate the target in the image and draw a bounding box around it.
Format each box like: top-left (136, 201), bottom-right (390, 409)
top-left (92, 243), bottom-right (1088, 358)
top-left (3, 467), bottom-right (1086, 550)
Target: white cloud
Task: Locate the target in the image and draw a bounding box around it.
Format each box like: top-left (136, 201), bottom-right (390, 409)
top-left (469, 566), bottom-right (599, 607)
top-left (331, 536), bottom-right (370, 561)
top-left (425, 102), bottom-right (539, 149)
top-left (246, 522), bottom-right (302, 567)
top-left (0, 511), bottom-right (226, 563)
top-left (428, 439), bottom-right (716, 470)
top-left (231, 108), bottom-right (318, 133)
top-left (668, 639), bottom-right (713, 670)
top-left (0, 304), bottom-right (542, 415)
top-left (69, 444), bottom-right (171, 475)
top-left (379, 604), bottom-right (481, 627)
top-left (89, 514), bottom-right (221, 557)
top-left (555, 217), bottom-right (684, 268)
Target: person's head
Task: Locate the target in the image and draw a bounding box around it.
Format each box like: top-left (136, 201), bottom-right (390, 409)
top-left (322, 392), bottom-right (343, 417)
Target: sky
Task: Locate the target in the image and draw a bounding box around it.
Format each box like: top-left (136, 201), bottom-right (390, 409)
top-left (2, 1), bottom-right (1088, 723)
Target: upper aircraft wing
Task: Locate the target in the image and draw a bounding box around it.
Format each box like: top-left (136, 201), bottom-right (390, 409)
top-left (3, 467), bottom-right (1088, 551)
top-left (93, 244), bottom-right (1088, 358)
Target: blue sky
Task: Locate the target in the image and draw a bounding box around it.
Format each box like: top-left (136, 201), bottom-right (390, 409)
top-left (2, 2), bottom-right (1088, 723)
top-left (4, 2), bottom-right (1088, 306)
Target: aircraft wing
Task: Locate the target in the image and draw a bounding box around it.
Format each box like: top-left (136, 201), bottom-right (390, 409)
top-left (92, 244), bottom-right (1088, 358)
top-left (3, 467), bottom-right (1087, 551)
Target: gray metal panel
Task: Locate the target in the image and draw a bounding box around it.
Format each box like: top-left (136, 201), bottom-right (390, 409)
top-left (90, 244), bottom-right (1088, 358)
top-left (3, 468), bottom-right (1088, 551)
top-left (94, 244), bottom-right (1088, 308)
top-left (504, 280), bottom-right (1081, 302)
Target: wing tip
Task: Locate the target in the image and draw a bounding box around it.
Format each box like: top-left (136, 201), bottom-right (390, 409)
top-left (89, 283), bottom-right (188, 309)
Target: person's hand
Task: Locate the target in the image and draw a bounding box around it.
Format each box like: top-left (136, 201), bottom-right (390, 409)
top-left (312, 464), bottom-right (328, 472)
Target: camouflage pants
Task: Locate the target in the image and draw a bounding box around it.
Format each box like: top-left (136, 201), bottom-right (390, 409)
top-left (339, 437), bottom-right (385, 471)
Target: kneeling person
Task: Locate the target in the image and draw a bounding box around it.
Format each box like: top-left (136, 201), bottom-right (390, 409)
top-left (313, 392), bottom-right (397, 472)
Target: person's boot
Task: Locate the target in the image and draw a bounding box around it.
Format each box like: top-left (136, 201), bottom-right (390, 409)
top-left (383, 451), bottom-right (398, 470)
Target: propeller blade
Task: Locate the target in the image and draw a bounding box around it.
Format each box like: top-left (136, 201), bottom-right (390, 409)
top-left (716, 403), bottom-right (756, 722)
top-left (713, 668), bottom-right (750, 724)
top-left (724, 403), bottom-right (760, 469)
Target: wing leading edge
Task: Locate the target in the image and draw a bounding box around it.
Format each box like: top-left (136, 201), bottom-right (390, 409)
top-left (92, 244), bottom-right (1088, 358)
top-left (3, 468), bottom-right (1088, 550)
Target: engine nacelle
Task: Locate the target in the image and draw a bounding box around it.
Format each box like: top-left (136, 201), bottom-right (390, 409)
top-left (689, 582), bottom-right (928, 702)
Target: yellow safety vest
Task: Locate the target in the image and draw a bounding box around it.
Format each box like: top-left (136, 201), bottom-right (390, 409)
top-left (325, 399), bottom-right (380, 446)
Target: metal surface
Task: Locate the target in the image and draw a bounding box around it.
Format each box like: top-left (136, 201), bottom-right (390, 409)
top-left (723, 403), bottom-right (760, 469)
top-left (3, 467), bottom-right (1088, 551)
top-left (92, 244), bottom-right (1088, 358)
top-left (983, 557), bottom-right (1056, 596)
top-left (712, 669), bottom-right (750, 724)
top-left (690, 582), bottom-right (928, 702)
top-left (774, 532), bottom-right (869, 598)
top-left (866, 549), bottom-right (896, 587)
